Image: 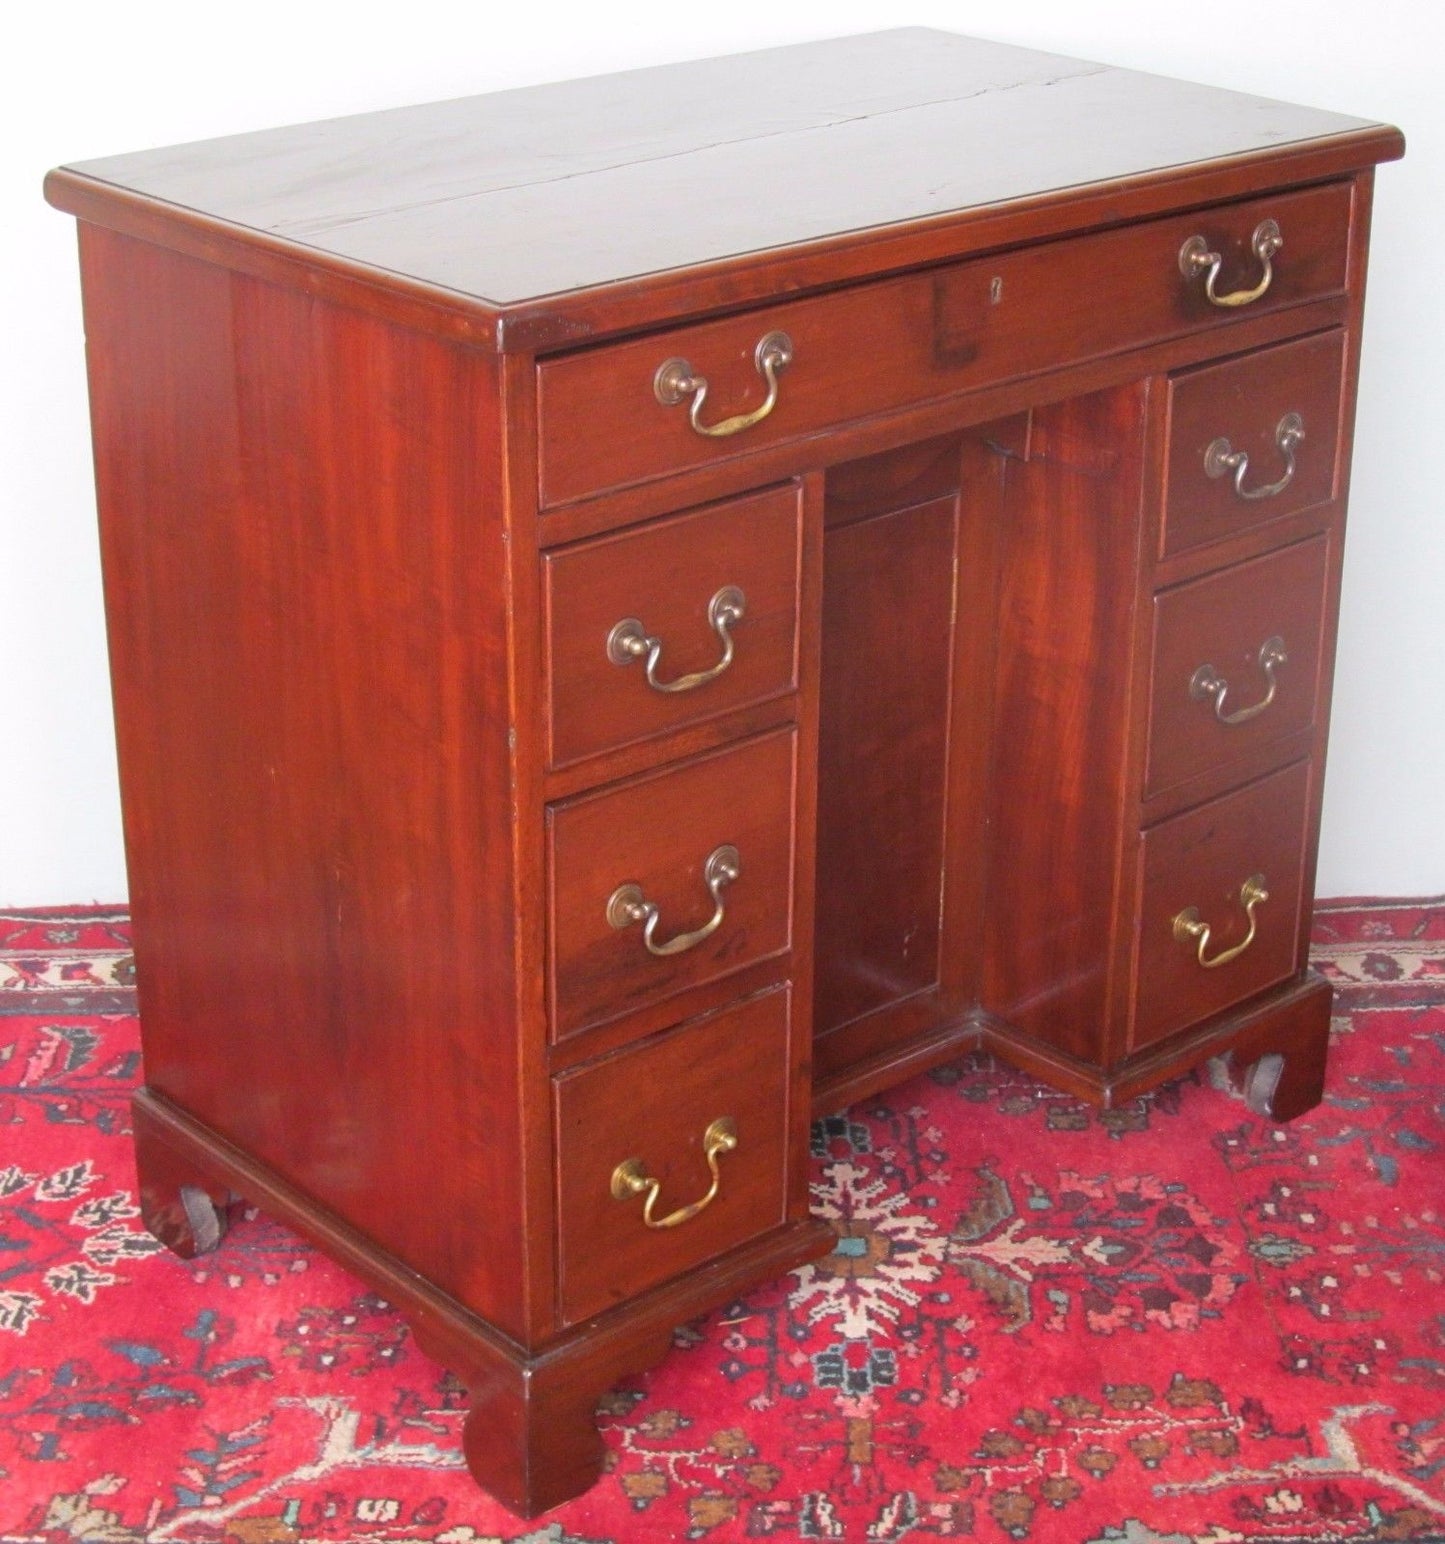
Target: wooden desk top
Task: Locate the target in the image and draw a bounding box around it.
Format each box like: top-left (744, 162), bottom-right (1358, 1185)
top-left (46, 30), bottom-right (1402, 349)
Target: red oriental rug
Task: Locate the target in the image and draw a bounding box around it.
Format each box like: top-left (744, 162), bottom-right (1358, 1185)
top-left (1, 901), bottom-right (1442, 1544)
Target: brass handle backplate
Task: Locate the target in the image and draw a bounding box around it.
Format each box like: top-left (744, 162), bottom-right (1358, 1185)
top-left (610, 1116), bottom-right (739, 1229)
top-left (654, 330), bottom-right (793, 438)
top-left (1173, 874), bottom-right (1269, 969)
top-left (1190, 635), bottom-right (1288, 725)
top-left (1204, 413), bottom-right (1304, 501)
top-left (606, 844), bottom-right (740, 958)
top-left (607, 586), bottom-right (745, 694)
top-left (1179, 217), bottom-right (1283, 308)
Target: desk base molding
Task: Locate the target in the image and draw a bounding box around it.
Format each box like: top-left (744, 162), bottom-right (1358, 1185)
top-left (812, 970), bottom-right (1332, 1121)
top-left (133, 975), bottom-right (1329, 1511)
top-left (131, 1088), bottom-right (833, 1516)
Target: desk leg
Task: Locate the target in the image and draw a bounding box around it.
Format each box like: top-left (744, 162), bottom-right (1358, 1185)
top-left (398, 1317), bottom-right (675, 1517)
top-left (130, 1088), bottom-right (831, 1517)
top-left (133, 1082), bottom-right (651, 1516)
top-left (132, 1095), bottom-right (236, 1258)
top-left (1223, 970), bottom-right (1332, 1122)
top-left (418, 1217), bottom-right (830, 1514)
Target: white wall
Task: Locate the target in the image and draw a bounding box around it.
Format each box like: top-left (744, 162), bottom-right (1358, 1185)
top-left (2, 0), bottom-right (1439, 905)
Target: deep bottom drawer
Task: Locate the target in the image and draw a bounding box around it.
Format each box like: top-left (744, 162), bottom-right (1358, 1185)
top-left (555, 989), bottom-right (792, 1325)
top-left (1132, 760), bottom-right (1312, 1052)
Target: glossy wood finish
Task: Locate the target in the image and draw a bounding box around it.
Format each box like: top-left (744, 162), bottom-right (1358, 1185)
top-left (538, 182), bottom-right (1350, 506)
top-left (543, 484), bottom-right (801, 768)
top-left (536, 295), bottom-right (1352, 554)
top-left (814, 485), bottom-right (958, 1043)
top-left (982, 385), bottom-right (1150, 1063)
top-left (1133, 760), bottom-right (1314, 1051)
top-left (547, 730), bottom-right (795, 1040)
top-left (1147, 535), bottom-right (1331, 799)
top-left (1163, 329), bottom-right (1345, 557)
top-left (46, 31), bottom-right (1399, 351)
top-left (77, 224), bottom-right (535, 1338)
top-left (133, 1084), bottom-right (825, 1516)
top-left (49, 29), bottom-right (1401, 1519)
top-left (555, 989), bottom-right (792, 1323)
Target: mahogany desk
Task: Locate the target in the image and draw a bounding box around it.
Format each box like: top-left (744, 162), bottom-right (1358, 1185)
top-left (46, 30), bottom-right (1403, 1514)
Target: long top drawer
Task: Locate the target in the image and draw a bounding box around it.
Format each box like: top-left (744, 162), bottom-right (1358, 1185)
top-left (537, 182), bottom-right (1352, 506)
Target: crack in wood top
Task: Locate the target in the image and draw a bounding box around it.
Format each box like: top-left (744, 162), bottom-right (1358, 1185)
top-left (56, 29), bottom-right (1389, 308)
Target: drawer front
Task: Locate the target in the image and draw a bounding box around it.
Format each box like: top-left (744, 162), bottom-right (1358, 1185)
top-left (1146, 535), bottom-right (1331, 798)
top-left (1133, 760), bottom-right (1312, 1052)
top-left (1163, 329), bottom-right (1345, 557)
top-left (538, 182), bottom-right (1351, 507)
top-left (544, 484), bottom-right (801, 768)
top-left (549, 730), bottom-right (795, 1039)
top-left (555, 989), bottom-right (791, 1325)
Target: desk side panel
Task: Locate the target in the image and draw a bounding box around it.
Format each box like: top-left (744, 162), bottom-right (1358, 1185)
top-left (77, 225), bottom-right (528, 1334)
top-left (982, 383), bottom-right (1149, 1059)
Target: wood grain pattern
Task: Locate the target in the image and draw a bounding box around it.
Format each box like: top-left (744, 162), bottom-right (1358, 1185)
top-left (813, 488), bottom-right (958, 1042)
top-left (493, 348), bottom-right (564, 1350)
top-left (981, 384), bottom-right (1149, 1064)
top-left (50, 36), bottom-right (1404, 1519)
top-left (543, 484), bottom-right (801, 768)
top-left (1163, 328), bottom-right (1345, 557)
top-left (537, 182), bottom-right (1350, 506)
top-left (547, 731), bottom-right (795, 1040)
top-left (43, 33), bottom-right (1402, 352)
top-left (79, 225), bottom-right (531, 1337)
top-left (534, 294), bottom-right (1351, 550)
top-left (1146, 535), bottom-right (1331, 799)
top-left (554, 989), bottom-right (792, 1324)
top-left (1133, 759), bottom-right (1313, 1051)
top-left (53, 32), bottom-right (1381, 308)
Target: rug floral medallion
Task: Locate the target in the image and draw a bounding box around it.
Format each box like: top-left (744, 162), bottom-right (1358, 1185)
top-left (1, 902), bottom-right (1441, 1543)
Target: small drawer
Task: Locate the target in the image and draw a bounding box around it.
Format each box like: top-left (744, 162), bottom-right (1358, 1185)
top-left (1132, 760), bottom-right (1312, 1052)
top-left (537, 182), bottom-right (1350, 507)
top-left (1163, 329), bottom-right (1345, 558)
top-left (548, 730), bottom-right (794, 1039)
top-left (543, 484), bottom-right (801, 768)
top-left (555, 988), bottom-right (791, 1325)
top-left (1146, 535), bottom-right (1331, 799)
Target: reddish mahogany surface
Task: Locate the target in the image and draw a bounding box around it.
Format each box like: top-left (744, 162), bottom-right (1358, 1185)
top-left (1164, 328), bottom-right (1346, 557)
top-left (554, 989), bottom-right (793, 1324)
top-left (1134, 760), bottom-right (1314, 1050)
top-left (981, 385), bottom-right (1151, 1065)
top-left (537, 181), bottom-right (1352, 506)
top-left (44, 33), bottom-right (1400, 350)
top-left (47, 29), bottom-right (1403, 1517)
top-left (543, 483), bottom-right (802, 768)
top-left (76, 225), bottom-right (532, 1337)
top-left (547, 730), bottom-right (796, 1039)
top-left (53, 33), bottom-right (1383, 308)
top-left (1146, 535), bottom-right (1331, 799)
top-left (814, 490), bottom-right (957, 1042)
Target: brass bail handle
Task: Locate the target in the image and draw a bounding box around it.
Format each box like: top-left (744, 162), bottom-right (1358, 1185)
top-left (1173, 874), bottom-right (1269, 969)
top-left (1190, 636), bottom-right (1288, 726)
top-left (654, 330), bottom-right (793, 438)
top-left (607, 586), bottom-right (746, 694)
top-left (1179, 217), bottom-right (1283, 308)
top-left (1204, 413), bottom-right (1305, 502)
top-left (606, 844), bottom-right (741, 958)
top-left (611, 1116), bottom-right (739, 1229)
